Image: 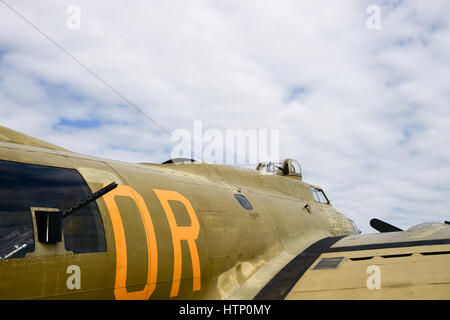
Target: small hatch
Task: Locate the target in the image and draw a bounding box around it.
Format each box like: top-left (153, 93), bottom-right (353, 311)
top-left (312, 257), bottom-right (345, 270)
top-left (234, 194), bottom-right (253, 211)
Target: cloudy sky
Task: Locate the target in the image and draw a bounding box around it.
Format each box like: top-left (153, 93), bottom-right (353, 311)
top-left (0, 0), bottom-right (449, 233)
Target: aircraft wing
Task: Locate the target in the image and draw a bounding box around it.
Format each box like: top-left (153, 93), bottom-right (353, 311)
top-left (254, 222), bottom-right (450, 299)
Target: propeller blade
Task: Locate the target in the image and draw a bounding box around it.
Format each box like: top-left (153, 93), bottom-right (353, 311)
top-left (370, 218), bottom-right (403, 233)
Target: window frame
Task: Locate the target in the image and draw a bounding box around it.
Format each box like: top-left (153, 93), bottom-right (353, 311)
top-left (310, 186), bottom-right (330, 204)
top-left (0, 159), bottom-right (107, 258)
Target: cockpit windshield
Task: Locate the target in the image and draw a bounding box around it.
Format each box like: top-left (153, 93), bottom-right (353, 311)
top-left (310, 187), bottom-right (330, 204)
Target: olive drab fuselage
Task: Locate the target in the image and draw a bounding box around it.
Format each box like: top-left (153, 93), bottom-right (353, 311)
top-left (3, 125), bottom-right (448, 300)
top-left (0, 137), bottom-right (356, 300)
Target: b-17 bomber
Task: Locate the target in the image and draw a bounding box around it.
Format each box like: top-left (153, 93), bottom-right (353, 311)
top-left (0, 125), bottom-right (449, 300)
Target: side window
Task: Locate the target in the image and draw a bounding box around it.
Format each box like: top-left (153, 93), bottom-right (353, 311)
top-left (310, 187), bottom-right (329, 204)
top-left (317, 190), bottom-right (329, 204)
top-left (0, 160), bottom-right (106, 258)
top-left (311, 188), bottom-right (320, 202)
top-left (234, 194), bottom-right (253, 211)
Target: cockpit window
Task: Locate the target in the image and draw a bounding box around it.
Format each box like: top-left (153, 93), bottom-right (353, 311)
top-left (317, 190), bottom-right (328, 203)
top-left (0, 160), bottom-right (106, 259)
top-left (310, 187), bottom-right (329, 204)
top-left (311, 188), bottom-right (320, 202)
